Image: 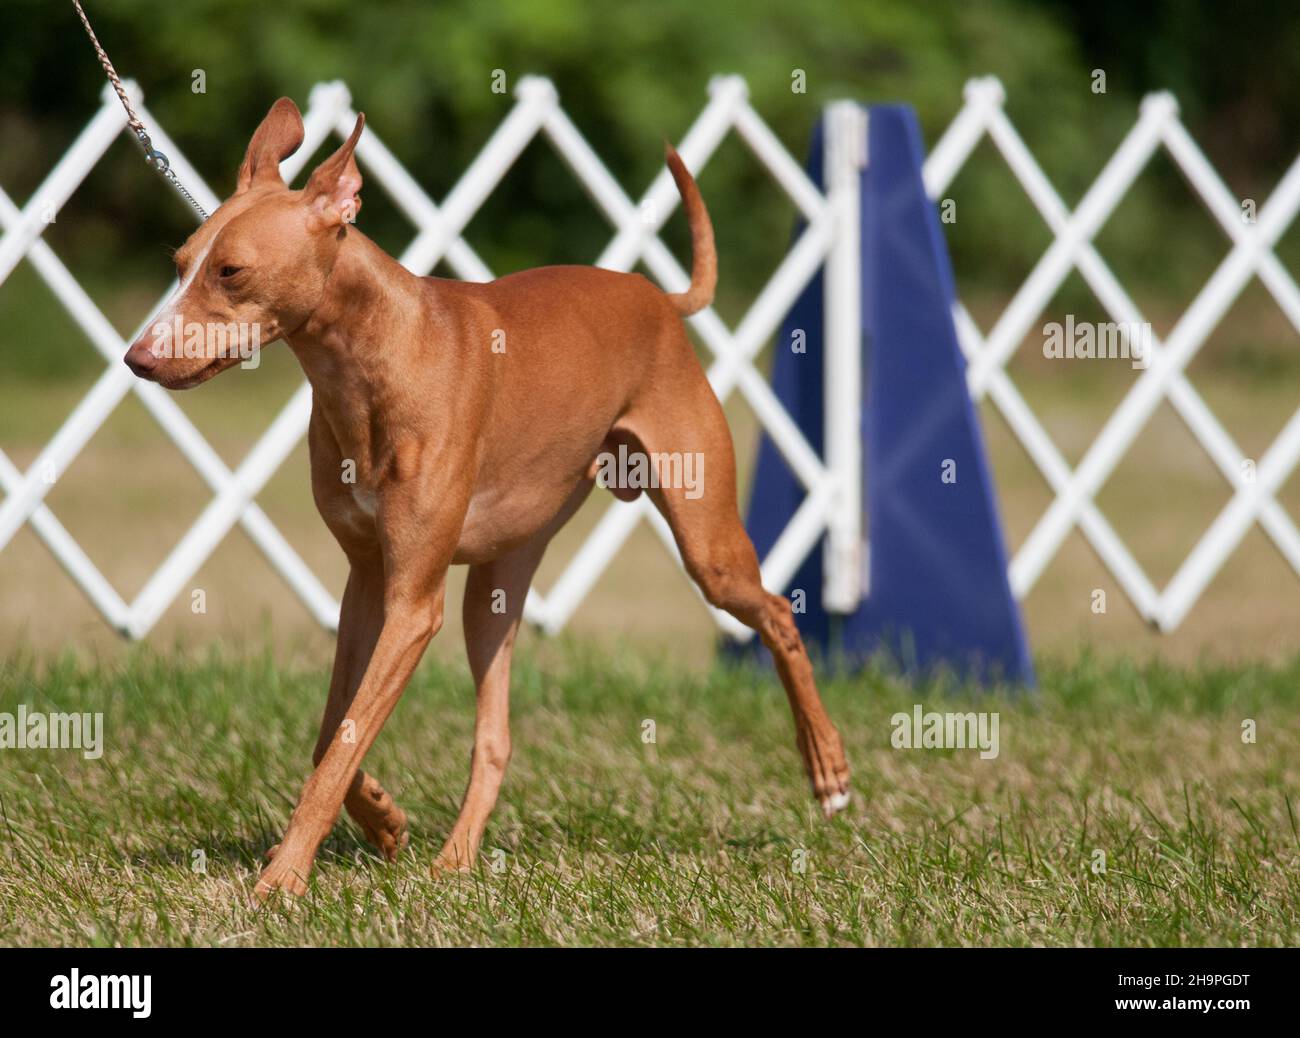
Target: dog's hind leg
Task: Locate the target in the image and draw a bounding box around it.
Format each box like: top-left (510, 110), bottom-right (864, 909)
top-left (667, 497), bottom-right (850, 817)
top-left (619, 356), bottom-right (850, 816)
top-left (434, 479), bottom-right (594, 874)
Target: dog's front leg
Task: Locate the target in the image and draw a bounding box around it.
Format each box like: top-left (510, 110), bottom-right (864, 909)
top-left (256, 487), bottom-right (460, 899)
top-left (315, 556), bottom-right (410, 861)
top-left (432, 545), bottom-right (540, 873)
top-left (262, 557), bottom-right (408, 867)
top-left (255, 590), bottom-right (441, 897)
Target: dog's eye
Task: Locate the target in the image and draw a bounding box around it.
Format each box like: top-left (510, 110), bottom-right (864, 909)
top-left (218, 265), bottom-right (244, 279)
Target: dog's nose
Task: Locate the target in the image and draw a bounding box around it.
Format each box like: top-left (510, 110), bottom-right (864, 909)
top-left (124, 346), bottom-right (158, 378)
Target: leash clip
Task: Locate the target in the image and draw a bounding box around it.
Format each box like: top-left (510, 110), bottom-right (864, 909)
top-left (131, 127), bottom-right (168, 172)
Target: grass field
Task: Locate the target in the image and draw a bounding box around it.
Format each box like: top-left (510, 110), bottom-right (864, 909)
top-left (1, 645), bottom-right (1298, 946)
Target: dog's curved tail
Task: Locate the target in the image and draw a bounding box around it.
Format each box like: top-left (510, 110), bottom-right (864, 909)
top-left (663, 143), bottom-right (717, 316)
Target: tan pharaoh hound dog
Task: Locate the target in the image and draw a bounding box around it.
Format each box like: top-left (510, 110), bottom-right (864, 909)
top-left (123, 98), bottom-right (850, 897)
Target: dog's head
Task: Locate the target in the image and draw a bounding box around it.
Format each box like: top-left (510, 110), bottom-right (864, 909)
top-left (123, 98), bottom-right (365, 389)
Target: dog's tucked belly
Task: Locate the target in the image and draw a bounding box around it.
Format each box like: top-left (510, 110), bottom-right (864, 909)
top-left (454, 477), bottom-right (586, 564)
top-left (451, 390), bottom-right (622, 564)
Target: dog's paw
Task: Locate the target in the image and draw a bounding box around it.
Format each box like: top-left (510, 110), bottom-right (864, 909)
top-left (254, 859), bottom-right (310, 901)
top-left (347, 777), bottom-right (409, 862)
top-left (356, 805), bottom-right (409, 863)
top-left (820, 789), bottom-right (851, 819)
top-left (430, 849), bottom-right (475, 877)
top-left (797, 723), bottom-right (851, 820)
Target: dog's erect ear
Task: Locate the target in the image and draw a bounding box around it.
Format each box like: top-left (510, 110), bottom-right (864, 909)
top-left (304, 113), bottom-right (365, 228)
top-left (236, 98), bottom-right (305, 192)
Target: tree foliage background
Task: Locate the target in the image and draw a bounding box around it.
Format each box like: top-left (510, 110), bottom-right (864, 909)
top-left (2, 0), bottom-right (1299, 379)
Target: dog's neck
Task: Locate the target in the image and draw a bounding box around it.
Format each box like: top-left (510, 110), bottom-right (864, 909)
top-left (287, 228), bottom-right (423, 359)
top-left (284, 230), bottom-right (439, 460)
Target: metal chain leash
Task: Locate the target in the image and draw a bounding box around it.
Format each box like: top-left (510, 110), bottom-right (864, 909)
top-left (70, 0), bottom-right (210, 221)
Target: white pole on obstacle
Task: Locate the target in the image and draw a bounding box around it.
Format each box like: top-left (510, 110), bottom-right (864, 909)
top-left (823, 101), bottom-right (867, 616)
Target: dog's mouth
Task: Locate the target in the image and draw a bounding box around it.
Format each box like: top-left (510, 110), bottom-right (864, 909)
top-left (158, 356), bottom-right (232, 391)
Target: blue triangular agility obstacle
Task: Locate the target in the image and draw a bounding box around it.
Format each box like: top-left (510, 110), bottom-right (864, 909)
top-left (739, 104), bottom-right (1034, 687)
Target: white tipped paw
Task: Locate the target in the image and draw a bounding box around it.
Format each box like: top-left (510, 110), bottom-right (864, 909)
top-left (820, 789), bottom-right (851, 818)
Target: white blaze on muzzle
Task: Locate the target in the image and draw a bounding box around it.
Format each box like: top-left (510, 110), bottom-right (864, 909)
top-left (146, 239), bottom-right (214, 359)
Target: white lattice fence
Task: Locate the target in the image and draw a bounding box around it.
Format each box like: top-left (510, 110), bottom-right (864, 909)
top-left (0, 76), bottom-right (862, 642)
top-left (925, 77), bottom-right (1300, 632)
top-left (4, 75), bottom-right (1298, 639)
